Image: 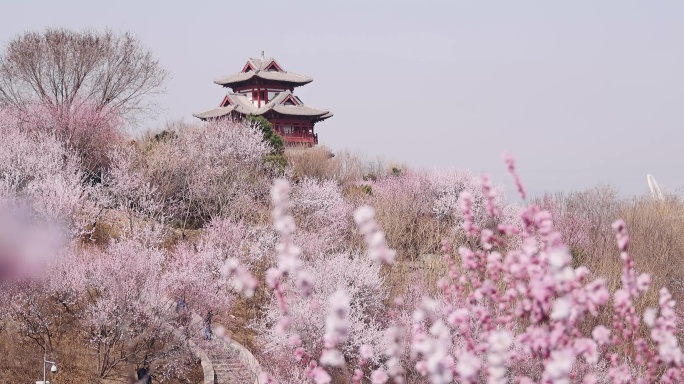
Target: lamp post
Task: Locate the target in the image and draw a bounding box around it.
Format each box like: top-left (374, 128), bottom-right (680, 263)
top-left (39, 352), bottom-right (57, 384)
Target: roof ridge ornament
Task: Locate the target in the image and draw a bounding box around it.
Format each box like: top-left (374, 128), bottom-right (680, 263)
top-left (261, 50), bottom-right (265, 62)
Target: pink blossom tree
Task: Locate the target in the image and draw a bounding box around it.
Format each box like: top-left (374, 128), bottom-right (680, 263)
top-left (102, 147), bottom-right (168, 228)
top-left (0, 109), bottom-right (97, 241)
top-left (161, 220), bottom-right (261, 318)
top-left (103, 118), bottom-right (274, 228)
top-left (255, 252), bottom-right (388, 382)
top-left (9, 101), bottom-right (125, 172)
top-left (255, 180), bottom-right (389, 384)
top-left (289, 177), bottom-right (353, 256)
top-left (60, 232), bottom-right (179, 379)
top-left (200, 217), bottom-right (277, 269)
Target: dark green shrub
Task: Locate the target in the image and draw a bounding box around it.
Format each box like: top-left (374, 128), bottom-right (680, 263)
top-left (247, 115), bottom-right (284, 155)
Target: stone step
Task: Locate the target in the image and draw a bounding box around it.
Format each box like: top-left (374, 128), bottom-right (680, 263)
top-left (185, 322), bottom-right (260, 384)
top-left (213, 364), bottom-right (245, 370)
top-left (194, 339), bottom-right (256, 384)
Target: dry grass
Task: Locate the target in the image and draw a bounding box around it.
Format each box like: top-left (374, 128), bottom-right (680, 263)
top-left (376, 188), bottom-right (684, 342)
top-left (285, 146), bottom-right (403, 187)
top-left (598, 197), bottom-right (684, 309)
top-left (286, 146), bottom-right (362, 186)
top-left (549, 190), bottom-right (684, 333)
top-left (372, 195), bottom-right (457, 262)
top-left (385, 254), bottom-right (449, 299)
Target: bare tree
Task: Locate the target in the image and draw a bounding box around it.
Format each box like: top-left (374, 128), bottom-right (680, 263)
top-left (0, 28), bottom-right (168, 123)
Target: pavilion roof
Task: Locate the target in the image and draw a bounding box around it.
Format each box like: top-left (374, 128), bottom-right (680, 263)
top-left (193, 90), bottom-right (332, 121)
top-left (213, 57), bottom-right (313, 87)
top-left (192, 106), bottom-right (237, 119)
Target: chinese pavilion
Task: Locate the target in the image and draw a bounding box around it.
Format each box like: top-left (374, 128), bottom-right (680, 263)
top-left (193, 53), bottom-right (332, 145)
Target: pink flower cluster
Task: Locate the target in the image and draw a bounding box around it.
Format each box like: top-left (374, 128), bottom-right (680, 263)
top-left (260, 179), bottom-right (325, 381)
top-left (354, 205), bottom-right (396, 264)
top-left (320, 290), bottom-right (351, 367)
top-left (257, 154), bottom-right (684, 384)
top-left (258, 180), bottom-right (390, 384)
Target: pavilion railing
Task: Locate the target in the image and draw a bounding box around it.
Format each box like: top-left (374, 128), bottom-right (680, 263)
top-left (279, 133), bottom-right (317, 145)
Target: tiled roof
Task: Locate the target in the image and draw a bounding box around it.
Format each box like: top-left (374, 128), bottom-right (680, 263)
top-left (246, 57), bottom-right (276, 71)
top-left (271, 104), bottom-right (329, 116)
top-left (214, 57), bottom-right (313, 87)
top-left (194, 90), bottom-right (332, 120)
top-left (315, 112), bottom-right (334, 122)
top-left (192, 106), bottom-right (236, 119)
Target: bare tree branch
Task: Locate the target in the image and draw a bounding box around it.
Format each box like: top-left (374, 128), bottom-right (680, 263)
top-left (0, 28), bottom-right (168, 123)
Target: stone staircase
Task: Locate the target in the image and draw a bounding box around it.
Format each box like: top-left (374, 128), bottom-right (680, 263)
top-left (195, 337), bottom-right (257, 384)
top-left (163, 298), bottom-right (262, 384)
top-left (185, 312), bottom-right (262, 384)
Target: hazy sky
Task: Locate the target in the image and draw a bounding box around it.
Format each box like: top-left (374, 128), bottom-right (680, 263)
top-left (3, 1), bottom-right (683, 198)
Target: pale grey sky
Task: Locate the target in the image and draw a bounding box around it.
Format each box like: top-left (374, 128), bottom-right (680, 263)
top-left (3, 1), bottom-right (683, 198)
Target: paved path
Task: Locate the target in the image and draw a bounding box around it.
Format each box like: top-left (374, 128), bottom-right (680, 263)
top-left (186, 313), bottom-right (262, 384)
top-left (194, 336), bottom-right (257, 384)
top-left (164, 298), bottom-right (261, 384)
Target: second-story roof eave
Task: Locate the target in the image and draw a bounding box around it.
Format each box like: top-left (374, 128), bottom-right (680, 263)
top-left (252, 91), bottom-right (330, 117)
top-left (194, 89), bottom-right (332, 120)
top-left (192, 105), bottom-right (237, 120)
top-left (269, 105), bottom-right (330, 117)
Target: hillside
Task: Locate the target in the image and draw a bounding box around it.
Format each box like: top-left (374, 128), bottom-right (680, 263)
top-left (2, 111), bottom-right (684, 383)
